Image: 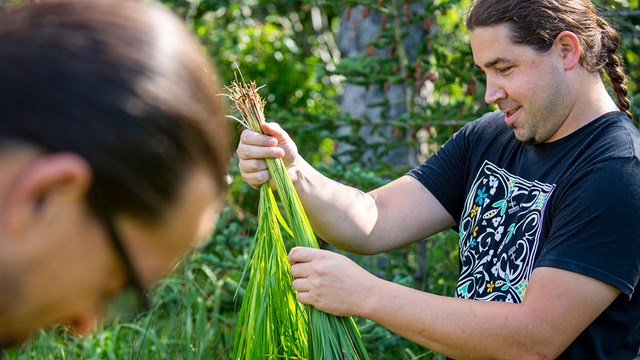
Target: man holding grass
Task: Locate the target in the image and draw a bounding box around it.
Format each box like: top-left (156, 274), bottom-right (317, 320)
top-left (238, 0), bottom-right (640, 358)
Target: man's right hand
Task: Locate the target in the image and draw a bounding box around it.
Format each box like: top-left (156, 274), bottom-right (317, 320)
top-left (236, 122), bottom-right (299, 188)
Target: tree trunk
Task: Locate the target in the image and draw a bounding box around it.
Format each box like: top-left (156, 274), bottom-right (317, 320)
top-left (336, 1), bottom-right (428, 170)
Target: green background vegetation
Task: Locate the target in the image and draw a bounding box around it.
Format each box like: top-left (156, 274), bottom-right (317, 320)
top-left (2, 0), bottom-right (638, 359)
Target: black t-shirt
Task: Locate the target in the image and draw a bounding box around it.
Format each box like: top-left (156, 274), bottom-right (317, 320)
top-left (408, 111), bottom-right (640, 359)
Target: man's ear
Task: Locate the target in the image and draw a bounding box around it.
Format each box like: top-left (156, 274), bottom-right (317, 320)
top-left (555, 30), bottom-right (581, 70)
top-left (4, 153), bottom-right (92, 238)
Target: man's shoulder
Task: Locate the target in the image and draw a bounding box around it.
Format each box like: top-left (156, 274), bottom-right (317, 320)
top-left (467, 110), bottom-right (505, 129)
top-left (456, 110), bottom-right (512, 144)
top-left (586, 111), bottom-right (640, 160)
top-left (456, 111), bottom-right (519, 152)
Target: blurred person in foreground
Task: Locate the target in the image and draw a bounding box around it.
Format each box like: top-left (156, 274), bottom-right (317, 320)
top-left (237, 0), bottom-right (640, 358)
top-left (0, 0), bottom-right (230, 349)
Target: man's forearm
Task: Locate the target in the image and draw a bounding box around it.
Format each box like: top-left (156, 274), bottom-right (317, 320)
top-left (359, 278), bottom-right (567, 360)
top-left (290, 156), bottom-right (381, 254)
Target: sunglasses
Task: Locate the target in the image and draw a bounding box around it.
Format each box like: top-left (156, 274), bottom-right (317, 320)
top-left (97, 204), bottom-right (150, 316)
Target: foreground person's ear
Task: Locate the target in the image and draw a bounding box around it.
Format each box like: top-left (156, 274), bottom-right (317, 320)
top-left (3, 153), bottom-right (92, 239)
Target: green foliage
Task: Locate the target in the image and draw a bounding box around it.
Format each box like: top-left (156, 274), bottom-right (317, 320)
top-left (163, 0), bottom-right (339, 114)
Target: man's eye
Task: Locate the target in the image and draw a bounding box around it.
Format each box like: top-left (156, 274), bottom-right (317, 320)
top-left (498, 66), bottom-right (513, 75)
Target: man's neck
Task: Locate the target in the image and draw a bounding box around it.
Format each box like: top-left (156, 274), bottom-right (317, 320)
top-left (556, 72), bottom-right (620, 140)
top-left (578, 69), bottom-right (619, 115)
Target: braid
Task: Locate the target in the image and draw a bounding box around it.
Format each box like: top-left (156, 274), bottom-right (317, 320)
top-left (605, 53), bottom-right (632, 119)
top-left (598, 18), bottom-right (633, 119)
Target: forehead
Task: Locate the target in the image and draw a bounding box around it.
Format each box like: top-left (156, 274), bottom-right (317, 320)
top-left (469, 24), bottom-right (538, 68)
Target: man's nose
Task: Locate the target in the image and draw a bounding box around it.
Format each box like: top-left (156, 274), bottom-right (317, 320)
top-left (484, 77), bottom-right (507, 105)
top-left (68, 309), bottom-right (101, 336)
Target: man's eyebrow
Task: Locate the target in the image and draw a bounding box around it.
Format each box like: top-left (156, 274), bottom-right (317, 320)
top-left (482, 57), bottom-right (512, 69)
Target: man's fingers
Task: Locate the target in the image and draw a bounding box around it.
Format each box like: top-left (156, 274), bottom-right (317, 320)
top-left (239, 128), bottom-right (277, 147)
top-left (288, 246), bottom-right (319, 265)
top-left (261, 122), bottom-right (287, 139)
top-left (236, 128), bottom-right (286, 188)
top-left (240, 169), bottom-right (271, 187)
top-left (237, 129), bottom-right (282, 159)
top-left (238, 158), bottom-right (267, 173)
top-left (291, 277), bottom-right (310, 292)
top-left (236, 142), bottom-right (283, 161)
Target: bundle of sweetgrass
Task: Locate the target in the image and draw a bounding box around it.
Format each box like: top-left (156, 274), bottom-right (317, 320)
top-left (232, 184), bottom-right (307, 359)
top-left (228, 76), bottom-right (370, 360)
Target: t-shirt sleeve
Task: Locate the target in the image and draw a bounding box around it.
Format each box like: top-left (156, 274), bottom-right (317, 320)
top-left (407, 125), bottom-right (470, 223)
top-left (535, 158), bottom-right (640, 298)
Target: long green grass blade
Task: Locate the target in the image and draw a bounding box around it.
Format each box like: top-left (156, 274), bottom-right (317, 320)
top-left (233, 186), bottom-right (307, 359)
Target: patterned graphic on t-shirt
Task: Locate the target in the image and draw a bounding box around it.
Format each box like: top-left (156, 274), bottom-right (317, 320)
top-left (455, 161), bottom-right (555, 303)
